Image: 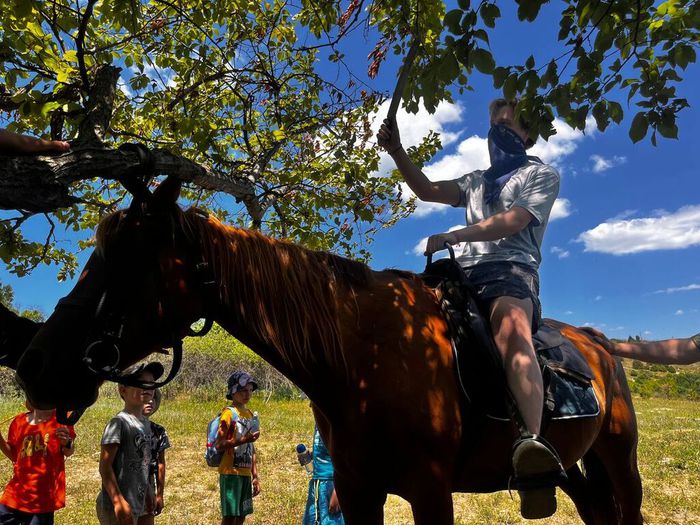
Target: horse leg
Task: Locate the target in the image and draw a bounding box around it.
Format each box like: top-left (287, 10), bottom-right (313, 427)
top-left (587, 443), bottom-right (643, 525)
top-left (560, 463), bottom-right (595, 525)
top-left (333, 473), bottom-right (387, 525)
top-left (407, 475), bottom-right (454, 525)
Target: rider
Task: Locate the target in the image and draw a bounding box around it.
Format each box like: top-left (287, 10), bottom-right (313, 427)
top-left (377, 98), bottom-right (562, 519)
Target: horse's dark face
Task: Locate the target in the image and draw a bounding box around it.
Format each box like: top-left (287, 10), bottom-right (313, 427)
top-left (16, 177), bottom-right (204, 411)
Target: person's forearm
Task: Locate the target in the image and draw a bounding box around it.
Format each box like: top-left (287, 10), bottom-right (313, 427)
top-left (0, 440), bottom-right (14, 461)
top-left (614, 338), bottom-right (700, 365)
top-left (389, 147), bottom-right (438, 201)
top-left (251, 450), bottom-right (258, 479)
top-left (99, 462), bottom-right (123, 502)
top-left (454, 210), bottom-right (529, 243)
top-left (157, 462), bottom-right (166, 497)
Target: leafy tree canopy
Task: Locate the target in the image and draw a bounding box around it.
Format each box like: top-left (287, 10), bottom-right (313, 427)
top-left (0, 0), bottom-right (696, 279)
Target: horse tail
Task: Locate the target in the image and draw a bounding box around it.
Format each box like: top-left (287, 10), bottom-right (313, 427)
top-left (581, 450), bottom-right (621, 524)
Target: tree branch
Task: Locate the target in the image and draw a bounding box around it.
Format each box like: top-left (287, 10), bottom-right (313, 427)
top-left (76, 0), bottom-right (98, 90)
top-left (0, 146), bottom-right (256, 213)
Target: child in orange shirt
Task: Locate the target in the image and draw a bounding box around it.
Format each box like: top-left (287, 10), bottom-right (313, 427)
top-left (0, 400), bottom-right (76, 524)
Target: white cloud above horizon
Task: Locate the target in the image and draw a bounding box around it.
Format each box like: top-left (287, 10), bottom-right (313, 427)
top-left (577, 204), bottom-right (700, 255)
top-left (550, 198), bottom-right (572, 221)
top-left (653, 283), bottom-right (700, 294)
top-left (590, 154), bottom-right (627, 173)
top-left (551, 246), bottom-right (570, 259)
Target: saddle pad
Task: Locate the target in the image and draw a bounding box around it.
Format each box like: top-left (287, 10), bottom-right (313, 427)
top-left (485, 323), bottom-right (600, 421)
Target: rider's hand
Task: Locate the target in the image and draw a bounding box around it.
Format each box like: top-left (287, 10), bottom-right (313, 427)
top-left (425, 232), bottom-right (459, 255)
top-left (376, 117), bottom-right (402, 154)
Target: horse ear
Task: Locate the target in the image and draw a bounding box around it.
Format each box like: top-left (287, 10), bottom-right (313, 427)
top-left (152, 176), bottom-right (181, 206)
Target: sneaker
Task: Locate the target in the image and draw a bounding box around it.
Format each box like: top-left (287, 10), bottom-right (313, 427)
top-left (512, 435), bottom-right (564, 519)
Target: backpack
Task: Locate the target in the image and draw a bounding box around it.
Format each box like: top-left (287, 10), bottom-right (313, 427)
top-left (205, 407), bottom-right (237, 467)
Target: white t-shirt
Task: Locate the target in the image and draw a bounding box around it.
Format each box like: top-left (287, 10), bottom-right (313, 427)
top-left (452, 160), bottom-right (560, 270)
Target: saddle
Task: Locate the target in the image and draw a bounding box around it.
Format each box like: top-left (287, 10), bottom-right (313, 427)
top-left (420, 254), bottom-right (599, 424)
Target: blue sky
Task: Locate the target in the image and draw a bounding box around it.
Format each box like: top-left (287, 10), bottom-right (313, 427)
top-left (2, 2), bottom-right (699, 340)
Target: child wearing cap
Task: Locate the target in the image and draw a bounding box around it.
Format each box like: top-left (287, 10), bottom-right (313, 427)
top-left (0, 399), bottom-right (76, 525)
top-left (142, 389), bottom-right (170, 524)
top-left (215, 371), bottom-right (261, 525)
top-left (96, 362), bottom-right (163, 525)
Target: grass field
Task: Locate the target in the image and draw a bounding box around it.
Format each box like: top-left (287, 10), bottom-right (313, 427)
top-left (0, 393), bottom-right (698, 524)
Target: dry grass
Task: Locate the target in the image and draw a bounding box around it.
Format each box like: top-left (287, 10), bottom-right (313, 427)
top-left (0, 394), bottom-right (698, 524)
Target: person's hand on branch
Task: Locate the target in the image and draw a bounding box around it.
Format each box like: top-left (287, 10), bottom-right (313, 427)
top-left (377, 117), bottom-right (402, 155)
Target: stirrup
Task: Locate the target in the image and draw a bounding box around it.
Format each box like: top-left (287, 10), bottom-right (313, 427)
top-left (512, 434), bottom-right (566, 519)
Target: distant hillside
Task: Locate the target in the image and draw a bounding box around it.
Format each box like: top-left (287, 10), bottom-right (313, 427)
top-left (621, 359), bottom-right (700, 400)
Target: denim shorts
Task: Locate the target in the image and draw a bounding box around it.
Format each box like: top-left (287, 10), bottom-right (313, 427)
top-left (461, 261), bottom-right (542, 332)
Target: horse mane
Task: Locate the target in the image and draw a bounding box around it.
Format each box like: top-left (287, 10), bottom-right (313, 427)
top-left (95, 206), bottom-right (375, 372)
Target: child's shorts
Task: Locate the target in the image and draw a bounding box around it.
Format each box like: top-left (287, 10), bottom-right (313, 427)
top-left (0, 504), bottom-right (54, 525)
top-left (219, 474), bottom-right (253, 517)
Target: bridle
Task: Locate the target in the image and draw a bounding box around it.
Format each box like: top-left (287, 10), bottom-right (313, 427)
top-left (53, 147), bottom-right (217, 423)
top-left (54, 209), bottom-right (216, 424)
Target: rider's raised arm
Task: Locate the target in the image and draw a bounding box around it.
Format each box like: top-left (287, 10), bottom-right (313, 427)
top-left (377, 118), bottom-right (461, 206)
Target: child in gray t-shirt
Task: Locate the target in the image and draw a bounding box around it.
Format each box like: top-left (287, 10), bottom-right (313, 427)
top-left (96, 363), bottom-right (162, 525)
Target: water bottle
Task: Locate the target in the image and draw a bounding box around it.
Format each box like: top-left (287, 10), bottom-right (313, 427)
top-left (296, 443), bottom-right (313, 474)
top-left (250, 412), bottom-right (260, 434)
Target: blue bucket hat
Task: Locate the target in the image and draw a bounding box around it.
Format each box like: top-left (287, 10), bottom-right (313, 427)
top-left (226, 371), bottom-right (258, 399)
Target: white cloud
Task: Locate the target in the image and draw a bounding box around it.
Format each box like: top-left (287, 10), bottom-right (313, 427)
top-left (653, 283), bottom-right (700, 294)
top-left (577, 204), bottom-right (700, 255)
top-left (117, 78), bottom-right (134, 97)
top-left (528, 117), bottom-right (596, 166)
top-left (564, 310), bottom-right (574, 315)
top-left (590, 154), bottom-right (627, 173)
top-left (550, 198), bottom-right (572, 221)
top-left (413, 224), bottom-right (466, 257)
top-left (550, 246), bottom-right (570, 259)
top-left (595, 295), bottom-right (603, 301)
top-left (675, 309), bottom-right (684, 316)
top-left (643, 330), bottom-right (653, 336)
top-left (582, 321), bottom-right (607, 329)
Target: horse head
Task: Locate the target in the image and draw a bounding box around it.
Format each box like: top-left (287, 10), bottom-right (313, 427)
top-left (15, 176), bottom-right (209, 417)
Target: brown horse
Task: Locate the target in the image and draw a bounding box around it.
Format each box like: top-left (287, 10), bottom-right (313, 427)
top-left (16, 177), bottom-right (642, 524)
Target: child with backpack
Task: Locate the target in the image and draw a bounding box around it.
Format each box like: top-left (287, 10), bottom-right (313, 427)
top-left (213, 371), bottom-right (261, 525)
top-left (0, 399), bottom-right (76, 525)
top-left (142, 389), bottom-right (170, 524)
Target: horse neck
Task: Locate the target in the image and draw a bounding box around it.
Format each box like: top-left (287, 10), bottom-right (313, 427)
top-left (195, 221), bottom-right (357, 393)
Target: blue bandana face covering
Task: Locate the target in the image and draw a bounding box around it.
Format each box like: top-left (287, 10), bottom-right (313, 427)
top-left (483, 124), bottom-right (531, 204)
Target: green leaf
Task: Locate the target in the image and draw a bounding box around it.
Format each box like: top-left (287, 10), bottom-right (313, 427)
top-left (503, 73), bottom-right (518, 100)
top-left (629, 112), bottom-right (649, 143)
top-left (471, 48), bottom-right (495, 74)
top-left (608, 101), bottom-right (623, 124)
top-left (492, 67), bottom-right (509, 89)
top-left (480, 3), bottom-right (501, 28)
top-left (444, 9), bottom-right (463, 34)
top-left (592, 100), bottom-right (609, 132)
